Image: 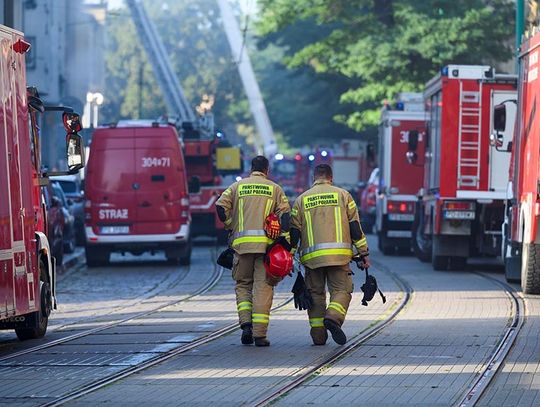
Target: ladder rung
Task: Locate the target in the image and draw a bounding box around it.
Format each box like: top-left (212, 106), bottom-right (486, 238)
top-left (462, 141), bottom-right (479, 145)
top-left (461, 146), bottom-right (479, 151)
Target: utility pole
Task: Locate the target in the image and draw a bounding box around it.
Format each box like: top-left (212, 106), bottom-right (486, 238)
top-left (138, 63), bottom-right (144, 119)
top-left (216, 0), bottom-right (276, 155)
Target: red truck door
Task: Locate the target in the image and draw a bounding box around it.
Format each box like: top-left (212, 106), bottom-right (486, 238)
top-left (390, 121), bottom-right (425, 195)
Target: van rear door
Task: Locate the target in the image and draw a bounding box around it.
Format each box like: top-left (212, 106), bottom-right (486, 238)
top-left (88, 129), bottom-right (137, 235)
top-left (133, 128), bottom-right (187, 235)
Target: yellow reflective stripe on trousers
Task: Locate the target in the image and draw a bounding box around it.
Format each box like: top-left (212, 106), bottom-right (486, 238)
top-left (328, 301), bottom-right (347, 316)
top-left (264, 199), bottom-right (273, 217)
top-left (237, 301), bottom-right (252, 312)
top-left (252, 313), bottom-right (270, 324)
top-left (334, 207), bottom-right (342, 243)
top-left (305, 211), bottom-right (314, 246)
top-left (309, 317), bottom-right (324, 328)
top-left (238, 198), bottom-right (244, 232)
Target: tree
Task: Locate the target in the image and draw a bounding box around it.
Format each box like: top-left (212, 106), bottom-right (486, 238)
top-left (257, 0), bottom-right (515, 132)
top-left (102, 0), bottom-right (253, 141)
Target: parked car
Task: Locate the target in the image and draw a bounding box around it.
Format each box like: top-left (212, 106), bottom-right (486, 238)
top-left (41, 183), bottom-right (66, 266)
top-left (51, 181), bottom-right (76, 254)
top-left (51, 174), bottom-right (85, 245)
top-left (360, 168), bottom-right (379, 234)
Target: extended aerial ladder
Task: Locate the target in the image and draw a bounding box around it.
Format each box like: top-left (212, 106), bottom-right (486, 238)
top-left (126, 0), bottom-right (195, 123)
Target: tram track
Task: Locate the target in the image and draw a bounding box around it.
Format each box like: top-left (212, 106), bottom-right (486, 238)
top-left (249, 263), bottom-right (413, 407)
top-left (0, 249), bottom-right (224, 363)
top-left (456, 273), bottom-right (525, 407)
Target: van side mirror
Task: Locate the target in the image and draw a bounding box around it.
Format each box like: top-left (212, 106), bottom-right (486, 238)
top-left (66, 133), bottom-right (85, 174)
top-left (188, 176), bottom-right (201, 194)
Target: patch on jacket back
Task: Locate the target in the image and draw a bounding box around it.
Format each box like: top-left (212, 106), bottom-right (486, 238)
top-left (303, 193), bottom-right (339, 209)
top-left (238, 183), bottom-right (274, 197)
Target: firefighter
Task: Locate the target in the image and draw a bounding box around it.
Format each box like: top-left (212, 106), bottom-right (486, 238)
top-left (290, 164), bottom-right (370, 346)
top-left (215, 156), bottom-right (290, 347)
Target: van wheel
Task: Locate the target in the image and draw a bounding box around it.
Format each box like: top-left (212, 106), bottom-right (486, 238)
top-left (449, 256), bottom-right (467, 271)
top-left (85, 246), bottom-right (110, 268)
top-left (521, 243), bottom-right (540, 294)
top-left (15, 259), bottom-right (49, 340)
top-left (179, 241), bottom-right (192, 266)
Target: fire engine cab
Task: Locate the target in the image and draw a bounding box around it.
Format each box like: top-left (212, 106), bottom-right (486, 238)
top-left (410, 65), bottom-right (517, 270)
top-left (0, 25), bottom-right (85, 339)
top-left (377, 93), bottom-right (427, 254)
top-left (499, 30), bottom-right (540, 293)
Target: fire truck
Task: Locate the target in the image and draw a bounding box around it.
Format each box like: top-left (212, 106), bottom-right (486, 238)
top-left (377, 93), bottom-right (427, 254)
top-left (410, 65), bottom-right (517, 270)
top-left (271, 153), bottom-right (310, 200)
top-left (498, 30), bottom-right (540, 293)
top-left (0, 25), bottom-right (85, 339)
top-left (182, 124), bottom-right (242, 241)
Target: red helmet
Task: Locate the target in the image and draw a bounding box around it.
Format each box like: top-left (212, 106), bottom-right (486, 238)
top-left (264, 242), bottom-right (293, 278)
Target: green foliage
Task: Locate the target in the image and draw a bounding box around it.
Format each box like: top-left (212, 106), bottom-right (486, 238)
top-left (257, 0), bottom-right (515, 132)
top-left (102, 0), bottom-right (251, 136)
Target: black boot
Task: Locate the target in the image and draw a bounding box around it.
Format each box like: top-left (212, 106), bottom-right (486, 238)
top-left (254, 337), bottom-right (270, 347)
top-left (241, 323), bottom-right (253, 345)
top-left (324, 318), bottom-right (346, 345)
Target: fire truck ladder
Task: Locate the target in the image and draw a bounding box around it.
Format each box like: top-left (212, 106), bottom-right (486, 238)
top-left (457, 81), bottom-right (482, 189)
top-left (126, 0), bottom-right (195, 123)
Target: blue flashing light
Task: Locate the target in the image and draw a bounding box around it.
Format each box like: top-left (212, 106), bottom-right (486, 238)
top-left (275, 153), bottom-right (284, 160)
top-left (308, 154), bottom-right (315, 162)
top-left (441, 66), bottom-right (449, 76)
top-left (321, 150), bottom-right (328, 157)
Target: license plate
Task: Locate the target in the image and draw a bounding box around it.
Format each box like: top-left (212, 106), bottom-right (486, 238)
top-left (100, 226), bottom-right (129, 234)
top-left (443, 211), bottom-right (475, 220)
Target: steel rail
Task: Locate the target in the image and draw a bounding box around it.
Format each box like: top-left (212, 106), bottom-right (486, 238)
top-left (0, 259), bottom-right (224, 363)
top-left (249, 262), bottom-right (412, 407)
top-left (42, 295), bottom-right (295, 407)
top-left (456, 273), bottom-right (525, 407)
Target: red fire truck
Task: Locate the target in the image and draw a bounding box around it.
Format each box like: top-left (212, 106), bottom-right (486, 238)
top-left (180, 124), bottom-right (242, 242)
top-left (0, 25), bottom-right (85, 339)
top-left (410, 65), bottom-right (517, 270)
top-left (499, 31), bottom-right (540, 292)
top-left (377, 94), bottom-right (427, 254)
top-left (271, 153), bottom-right (310, 200)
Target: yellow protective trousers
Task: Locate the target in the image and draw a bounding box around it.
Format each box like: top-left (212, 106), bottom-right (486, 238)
top-left (232, 253), bottom-right (274, 338)
top-left (305, 264), bottom-right (354, 344)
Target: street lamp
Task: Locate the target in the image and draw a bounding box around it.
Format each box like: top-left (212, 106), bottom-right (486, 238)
top-left (84, 92), bottom-right (104, 128)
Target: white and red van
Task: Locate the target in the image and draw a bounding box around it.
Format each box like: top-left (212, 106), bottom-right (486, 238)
top-left (84, 121), bottom-right (192, 266)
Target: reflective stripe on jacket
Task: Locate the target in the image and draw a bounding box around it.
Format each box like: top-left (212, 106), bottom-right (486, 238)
top-left (215, 171), bottom-right (290, 254)
top-left (291, 179), bottom-right (368, 268)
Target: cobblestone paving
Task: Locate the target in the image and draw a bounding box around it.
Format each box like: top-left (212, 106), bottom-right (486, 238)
top-left (477, 277), bottom-right (540, 407)
top-left (274, 247), bottom-right (513, 406)
top-left (67, 254), bottom-right (401, 406)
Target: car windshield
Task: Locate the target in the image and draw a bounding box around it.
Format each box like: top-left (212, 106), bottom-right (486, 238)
top-left (57, 180), bottom-right (77, 194)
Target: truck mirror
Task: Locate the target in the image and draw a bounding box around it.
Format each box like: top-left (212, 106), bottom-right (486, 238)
top-left (28, 95), bottom-right (45, 113)
top-left (63, 112), bottom-right (83, 133)
top-left (188, 176), bottom-right (201, 194)
top-left (493, 104), bottom-right (506, 132)
top-left (66, 133), bottom-right (85, 174)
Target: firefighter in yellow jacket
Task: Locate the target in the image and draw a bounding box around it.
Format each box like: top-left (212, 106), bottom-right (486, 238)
top-left (290, 164), bottom-right (369, 345)
top-left (215, 156), bottom-right (290, 347)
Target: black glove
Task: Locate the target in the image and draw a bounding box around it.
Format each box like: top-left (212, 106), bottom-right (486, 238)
top-left (352, 253), bottom-right (369, 270)
top-left (291, 271), bottom-right (313, 311)
top-left (360, 269), bottom-right (386, 306)
top-left (217, 247), bottom-right (234, 270)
